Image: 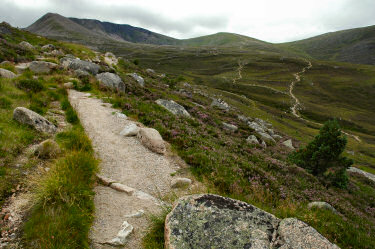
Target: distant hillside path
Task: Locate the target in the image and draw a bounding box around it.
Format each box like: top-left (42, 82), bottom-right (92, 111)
top-left (288, 61), bottom-right (361, 142)
top-left (68, 90), bottom-right (179, 249)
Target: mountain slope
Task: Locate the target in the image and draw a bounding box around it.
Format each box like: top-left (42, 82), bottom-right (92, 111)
top-left (285, 25), bottom-right (375, 65)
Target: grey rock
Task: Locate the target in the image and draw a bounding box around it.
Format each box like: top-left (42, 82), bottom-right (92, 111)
top-left (29, 61), bottom-right (58, 74)
top-left (156, 99), bottom-right (190, 117)
top-left (146, 68), bottom-right (155, 74)
top-left (171, 178), bottom-right (192, 188)
top-left (74, 69), bottom-right (90, 78)
top-left (222, 122), bottom-right (238, 132)
top-left (15, 63), bottom-right (31, 74)
top-left (61, 57), bottom-right (100, 75)
top-left (255, 118), bottom-right (272, 129)
top-left (259, 132), bottom-right (276, 143)
top-left (248, 121), bottom-right (265, 133)
top-left (124, 210), bottom-right (145, 218)
top-left (41, 44), bottom-right (55, 51)
top-left (19, 41), bottom-right (34, 50)
top-left (165, 194), bottom-right (340, 249)
top-left (105, 221), bottom-right (133, 246)
top-left (272, 134), bottom-right (283, 140)
top-left (308, 202), bottom-right (338, 213)
top-left (237, 115), bottom-right (251, 123)
top-left (282, 139), bottom-right (294, 150)
top-left (0, 68), bottom-right (16, 79)
top-left (211, 98), bottom-right (230, 111)
top-left (246, 135), bottom-right (259, 144)
top-left (35, 139), bottom-right (60, 159)
top-left (0, 61), bottom-right (12, 66)
top-left (13, 107), bottom-right (56, 133)
top-left (137, 128), bottom-right (166, 154)
top-left (49, 49), bottom-right (64, 56)
top-left (120, 123), bottom-right (140, 137)
top-left (277, 218), bottom-right (340, 249)
top-left (104, 52), bottom-right (118, 66)
top-left (178, 88), bottom-right (192, 98)
top-left (347, 167), bottom-right (375, 183)
top-left (96, 72), bottom-right (125, 93)
top-left (128, 72), bottom-right (145, 87)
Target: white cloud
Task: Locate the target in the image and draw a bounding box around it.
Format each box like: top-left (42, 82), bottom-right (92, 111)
top-left (1, 0), bottom-right (375, 42)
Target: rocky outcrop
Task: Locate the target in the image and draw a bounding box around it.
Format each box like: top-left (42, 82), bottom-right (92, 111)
top-left (19, 41), bottom-right (34, 50)
top-left (308, 202), bottom-right (338, 213)
top-left (211, 98), bottom-right (230, 111)
top-left (29, 61), bottom-right (58, 74)
top-left (165, 194), bottom-right (339, 249)
top-left (13, 107), bottom-right (56, 133)
top-left (137, 128), bottom-right (166, 154)
top-left (347, 167), bottom-right (375, 183)
top-left (156, 99), bottom-right (190, 117)
top-left (222, 122), bottom-right (238, 132)
top-left (96, 72), bottom-right (125, 93)
top-left (0, 68), bottom-right (16, 79)
top-left (128, 73), bottom-right (145, 87)
top-left (61, 57), bottom-right (100, 75)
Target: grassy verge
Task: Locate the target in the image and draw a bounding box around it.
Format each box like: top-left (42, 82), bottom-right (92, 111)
top-left (23, 93), bottom-right (98, 248)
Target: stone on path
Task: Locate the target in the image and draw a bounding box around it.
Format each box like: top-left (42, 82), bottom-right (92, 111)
top-left (13, 107), bottom-right (56, 133)
top-left (120, 123), bottom-right (140, 137)
top-left (137, 128), bottom-right (166, 154)
top-left (105, 221), bottom-right (133, 246)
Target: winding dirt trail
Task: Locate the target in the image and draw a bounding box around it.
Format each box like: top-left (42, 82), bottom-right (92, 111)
top-left (287, 61), bottom-right (361, 142)
top-left (68, 90), bottom-right (190, 249)
top-left (232, 60), bottom-right (244, 84)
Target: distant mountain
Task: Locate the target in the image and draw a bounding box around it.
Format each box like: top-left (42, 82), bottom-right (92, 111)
top-left (285, 25), bottom-right (375, 65)
top-left (26, 13), bottom-right (271, 48)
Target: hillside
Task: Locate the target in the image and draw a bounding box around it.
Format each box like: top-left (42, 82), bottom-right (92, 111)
top-left (284, 25), bottom-right (375, 65)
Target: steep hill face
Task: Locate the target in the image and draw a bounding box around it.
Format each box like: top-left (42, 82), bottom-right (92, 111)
top-left (285, 25), bottom-right (375, 65)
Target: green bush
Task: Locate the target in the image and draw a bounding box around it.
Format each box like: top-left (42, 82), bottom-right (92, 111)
top-left (16, 78), bottom-right (43, 92)
top-left (289, 119), bottom-right (353, 188)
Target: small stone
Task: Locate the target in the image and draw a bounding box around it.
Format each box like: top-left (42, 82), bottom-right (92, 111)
top-left (308, 202), bottom-right (338, 213)
top-left (282, 139), bottom-right (294, 150)
top-left (15, 63), bottom-right (31, 74)
top-left (211, 98), bottom-right (230, 111)
top-left (137, 128), bottom-right (166, 154)
top-left (124, 210), bottom-right (145, 218)
top-left (110, 183), bottom-right (135, 195)
top-left (171, 178), bottom-right (192, 188)
top-left (128, 73), bottom-right (145, 87)
top-left (96, 174), bottom-right (115, 186)
top-left (63, 82), bottom-right (74, 89)
top-left (41, 44), bottom-right (56, 51)
top-left (115, 112), bottom-right (127, 119)
top-left (222, 122), bottom-right (238, 132)
top-left (146, 68), bottom-right (155, 74)
top-left (120, 123), bottom-right (140, 137)
top-left (246, 135), bottom-right (259, 144)
top-left (35, 139), bottom-right (61, 159)
top-left (105, 221), bottom-right (133, 246)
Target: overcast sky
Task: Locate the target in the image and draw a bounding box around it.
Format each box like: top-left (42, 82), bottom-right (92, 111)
top-left (1, 0), bottom-right (375, 43)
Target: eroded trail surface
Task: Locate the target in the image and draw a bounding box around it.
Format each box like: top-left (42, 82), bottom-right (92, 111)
top-left (68, 90), bottom-right (180, 249)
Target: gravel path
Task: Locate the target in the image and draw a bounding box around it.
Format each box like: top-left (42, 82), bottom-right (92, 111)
top-left (68, 90), bottom-right (180, 249)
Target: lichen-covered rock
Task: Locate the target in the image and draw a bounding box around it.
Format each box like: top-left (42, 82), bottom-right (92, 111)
top-left (29, 61), bottom-right (58, 74)
top-left (156, 99), bottom-right (190, 117)
top-left (96, 72), bottom-right (125, 93)
top-left (165, 194), bottom-right (279, 249)
top-left (128, 72), bottom-right (145, 87)
top-left (165, 194), bottom-right (340, 249)
top-left (61, 57), bottom-right (100, 75)
top-left (35, 139), bottom-right (61, 159)
top-left (19, 41), bottom-right (34, 50)
top-left (222, 122), bottom-right (238, 132)
top-left (0, 68), bottom-right (16, 79)
top-left (277, 218), bottom-right (340, 249)
top-left (13, 107), bottom-right (56, 133)
top-left (171, 178), bottom-right (192, 188)
top-left (137, 128), bottom-right (165, 154)
top-left (120, 123), bottom-right (140, 137)
top-left (308, 202), bottom-right (338, 213)
top-left (211, 98), bottom-right (230, 111)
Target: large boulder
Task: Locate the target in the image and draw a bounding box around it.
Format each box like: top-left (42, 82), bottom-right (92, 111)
top-left (0, 68), bottom-right (16, 79)
top-left (165, 194), bottom-right (340, 249)
top-left (29, 61), bottom-right (58, 74)
top-left (137, 128), bottom-right (165, 154)
top-left (128, 73), bottom-right (145, 87)
top-left (61, 57), bottom-right (100, 75)
top-left (19, 41), bottom-right (34, 50)
top-left (13, 107), bottom-right (57, 133)
top-left (96, 72), bottom-right (125, 93)
top-left (156, 99), bottom-right (190, 117)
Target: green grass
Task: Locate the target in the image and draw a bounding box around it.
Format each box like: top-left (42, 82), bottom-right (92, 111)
top-left (142, 208), bottom-right (171, 249)
top-left (23, 100), bottom-right (98, 248)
